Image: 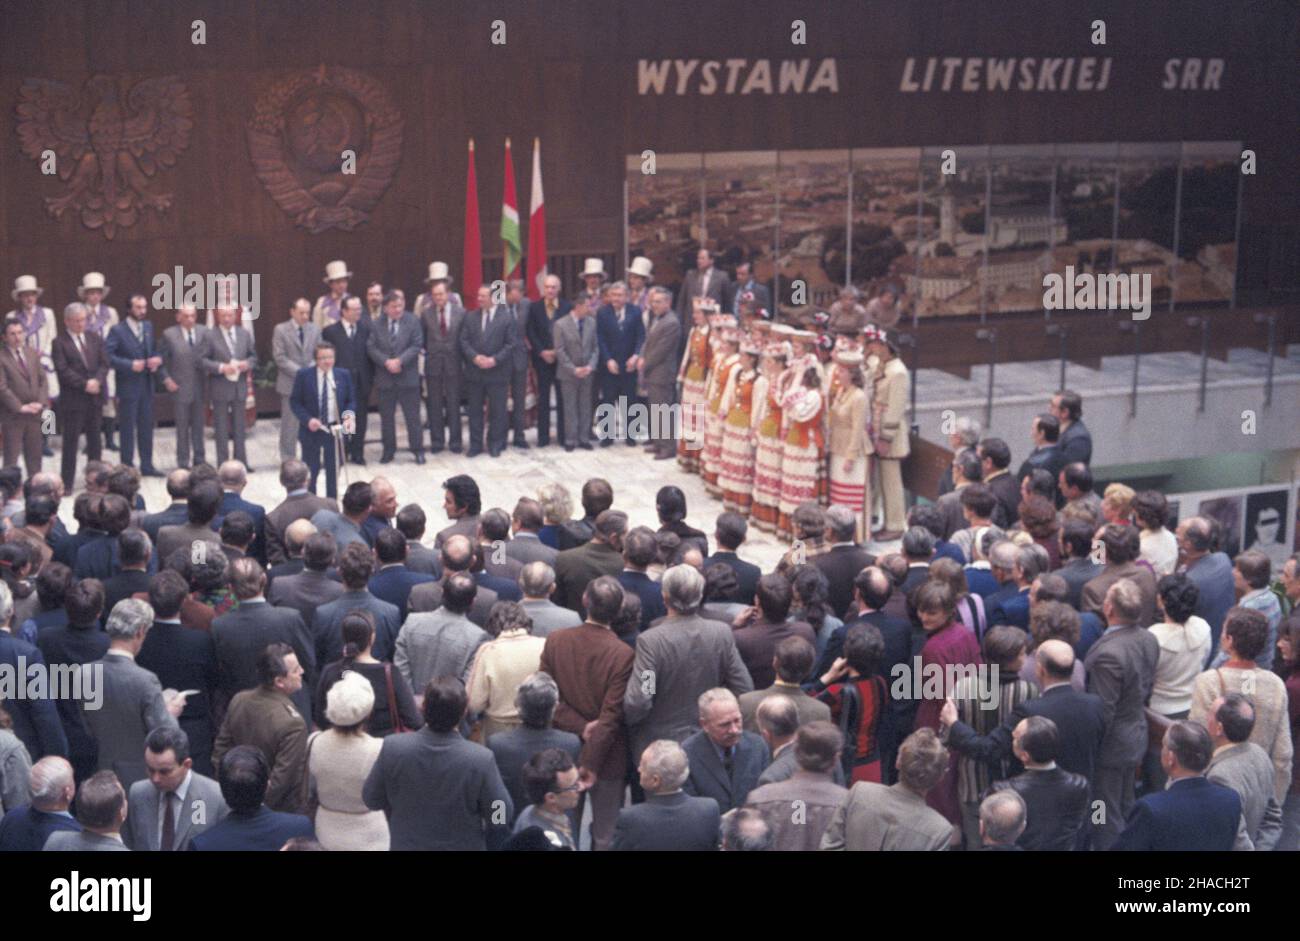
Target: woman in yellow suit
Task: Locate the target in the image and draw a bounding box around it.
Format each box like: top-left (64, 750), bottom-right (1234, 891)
top-left (827, 348), bottom-right (871, 543)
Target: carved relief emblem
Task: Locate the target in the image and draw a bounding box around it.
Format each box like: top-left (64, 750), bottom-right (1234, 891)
top-left (248, 65), bottom-right (403, 233)
top-left (16, 75), bottom-right (194, 239)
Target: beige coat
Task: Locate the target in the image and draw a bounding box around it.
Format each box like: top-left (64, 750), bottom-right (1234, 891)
top-left (828, 385), bottom-right (868, 460)
top-left (870, 357), bottom-right (910, 459)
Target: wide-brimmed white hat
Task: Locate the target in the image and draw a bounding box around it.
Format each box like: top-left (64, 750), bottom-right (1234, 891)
top-left (834, 348), bottom-right (865, 366)
top-left (325, 671), bottom-right (375, 727)
top-left (581, 258), bottom-right (606, 279)
top-left (322, 260), bottom-right (352, 284)
top-left (425, 261), bottom-right (453, 284)
top-left (76, 272), bottom-right (110, 299)
top-left (11, 275), bottom-right (43, 301)
top-left (628, 257), bottom-right (653, 280)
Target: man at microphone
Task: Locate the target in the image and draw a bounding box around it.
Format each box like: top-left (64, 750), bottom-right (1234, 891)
top-left (290, 342), bottom-right (357, 500)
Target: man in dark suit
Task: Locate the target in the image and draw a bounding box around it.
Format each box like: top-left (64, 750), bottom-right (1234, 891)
top-left (1085, 580), bottom-right (1160, 849)
top-left (363, 676), bottom-right (512, 851)
top-left (0, 611), bottom-right (68, 761)
top-left (51, 303), bottom-right (109, 490)
top-left (553, 510), bottom-right (627, 615)
top-left (311, 543), bottom-right (399, 665)
top-left (728, 260), bottom-right (771, 315)
top-left (158, 305), bottom-right (210, 468)
top-left (0, 756), bottom-right (80, 851)
top-left (124, 725), bottom-right (228, 850)
top-left (595, 281), bottom-right (644, 447)
top-left (268, 531), bottom-right (344, 624)
top-left (419, 282), bottom-right (464, 455)
top-left (322, 297), bottom-right (373, 465)
top-left (135, 573), bottom-right (219, 777)
top-left (105, 294), bottom-right (163, 474)
top-left (189, 746), bottom-right (313, 851)
top-left (656, 485), bottom-right (709, 557)
top-left (264, 460), bottom-right (336, 566)
top-left (1050, 389), bottom-right (1092, 467)
top-left (201, 304), bottom-right (256, 467)
top-left (1115, 721), bottom-right (1241, 851)
top-left (395, 504), bottom-right (440, 576)
top-left (504, 280), bottom-right (531, 450)
top-left (460, 284), bottom-right (518, 458)
top-left (526, 274), bottom-right (570, 447)
top-left (681, 688), bottom-right (770, 811)
top-left (102, 529), bottom-right (153, 616)
top-left (289, 342), bottom-right (357, 500)
top-left (988, 544), bottom-right (1036, 630)
top-left (142, 470), bottom-right (190, 544)
top-left (978, 437), bottom-right (1021, 528)
top-left (1016, 413), bottom-right (1065, 485)
top-left (990, 715), bottom-right (1090, 851)
top-left (210, 559), bottom-right (316, 724)
top-left (813, 506), bottom-right (875, 620)
top-left (638, 287), bottom-right (681, 459)
top-left (367, 291), bottom-right (424, 464)
top-left (618, 527), bottom-right (667, 633)
top-left (610, 739), bottom-right (721, 851)
top-left (733, 574), bottom-right (817, 689)
top-left (1056, 518), bottom-right (1102, 609)
top-left (0, 315), bottom-right (51, 477)
top-left (675, 248), bottom-right (730, 321)
top-left (1081, 524), bottom-right (1158, 626)
top-left (369, 528), bottom-right (435, 621)
top-left (485, 673), bottom-right (582, 815)
top-left (1176, 516), bottom-right (1237, 653)
top-left (214, 461), bottom-right (269, 566)
top-left (506, 498), bottom-right (558, 568)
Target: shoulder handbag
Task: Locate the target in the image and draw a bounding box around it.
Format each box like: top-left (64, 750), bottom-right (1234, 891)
top-left (300, 730), bottom-right (320, 818)
top-left (383, 662), bottom-right (408, 735)
top-left (837, 679), bottom-right (862, 780)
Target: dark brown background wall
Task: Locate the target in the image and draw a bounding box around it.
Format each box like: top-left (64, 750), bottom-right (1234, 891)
top-left (0, 0), bottom-right (1294, 354)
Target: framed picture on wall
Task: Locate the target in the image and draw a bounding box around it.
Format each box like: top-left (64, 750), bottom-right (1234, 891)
top-left (1198, 495), bottom-right (1243, 559)
top-left (1243, 488), bottom-right (1292, 572)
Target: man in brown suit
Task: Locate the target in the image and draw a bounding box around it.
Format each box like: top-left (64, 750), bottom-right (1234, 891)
top-left (264, 459), bottom-right (338, 565)
top-left (0, 316), bottom-right (50, 476)
top-left (539, 575), bottom-right (634, 851)
top-left (1080, 523), bottom-right (1158, 626)
top-left (637, 288), bottom-right (681, 460)
top-left (52, 303), bottom-right (109, 490)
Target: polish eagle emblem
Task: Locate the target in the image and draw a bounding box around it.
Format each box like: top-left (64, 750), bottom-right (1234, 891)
top-left (247, 65), bottom-right (403, 233)
top-left (16, 74), bottom-right (193, 239)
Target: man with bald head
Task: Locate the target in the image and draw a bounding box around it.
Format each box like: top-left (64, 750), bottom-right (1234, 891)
top-left (216, 460), bottom-right (267, 565)
top-left (142, 468), bottom-right (191, 543)
top-left (0, 756), bottom-right (80, 851)
top-left (1177, 515), bottom-right (1236, 653)
top-left (361, 476), bottom-right (397, 545)
top-left (406, 534), bottom-right (498, 627)
top-left (265, 459), bottom-right (337, 566)
top-left (266, 518), bottom-right (318, 587)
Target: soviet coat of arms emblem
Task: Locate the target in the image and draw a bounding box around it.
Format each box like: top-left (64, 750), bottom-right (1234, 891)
top-left (16, 75), bottom-right (194, 239)
top-left (248, 65), bottom-right (403, 233)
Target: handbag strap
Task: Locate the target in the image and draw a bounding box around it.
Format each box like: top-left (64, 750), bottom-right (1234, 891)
top-left (383, 661), bottom-right (405, 734)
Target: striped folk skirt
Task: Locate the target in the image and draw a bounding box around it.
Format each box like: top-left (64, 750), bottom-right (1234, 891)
top-left (719, 420), bottom-right (756, 514)
top-left (778, 440), bottom-right (821, 538)
top-left (829, 454), bottom-right (870, 544)
top-left (751, 432), bottom-right (784, 532)
top-left (701, 409), bottom-right (725, 494)
top-left (677, 375), bottom-right (708, 472)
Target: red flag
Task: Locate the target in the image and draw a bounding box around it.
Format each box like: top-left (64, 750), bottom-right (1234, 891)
top-left (525, 137), bottom-right (547, 301)
top-left (463, 138), bottom-right (482, 302)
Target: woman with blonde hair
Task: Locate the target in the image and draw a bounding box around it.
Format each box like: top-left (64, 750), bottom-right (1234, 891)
top-left (827, 348), bottom-right (870, 543)
top-left (304, 670), bottom-right (388, 850)
top-left (535, 482), bottom-right (572, 550)
top-left (1101, 483), bottom-right (1136, 526)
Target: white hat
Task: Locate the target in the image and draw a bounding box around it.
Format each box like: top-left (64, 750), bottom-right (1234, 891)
top-left (325, 671), bottom-right (375, 727)
top-left (322, 260), bottom-right (352, 284)
top-left (581, 257), bottom-right (606, 279)
top-left (11, 275), bottom-right (43, 301)
top-left (834, 348), bottom-right (865, 366)
top-left (76, 272), bottom-right (110, 299)
top-left (425, 261), bottom-right (453, 284)
top-left (628, 256), bottom-right (653, 280)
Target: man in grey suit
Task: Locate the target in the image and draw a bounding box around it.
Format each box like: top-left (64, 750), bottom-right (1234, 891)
top-left (610, 739), bottom-right (721, 851)
top-left (485, 673), bottom-right (582, 812)
top-left (155, 480), bottom-right (222, 566)
top-left (1207, 693), bottom-right (1283, 850)
top-left (420, 281), bottom-right (464, 454)
top-left (43, 771), bottom-right (130, 852)
top-left (271, 299), bottom-right (320, 460)
top-left (368, 291), bottom-right (424, 464)
top-left (681, 688), bottom-right (770, 811)
top-left (408, 534), bottom-right (499, 627)
top-left (202, 304), bottom-right (256, 467)
top-left (80, 599), bottom-right (180, 789)
top-left (518, 562), bottom-right (582, 638)
top-left (553, 293), bottom-right (598, 451)
top-left (1084, 578), bottom-right (1160, 850)
top-left (505, 279), bottom-right (531, 450)
top-left (460, 284), bottom-right (519, 458)
top-left (268, 532), bottom-right (344, 624)
top-left (310, 542), bottom-right (399, 666)
top-left (745, 720), bottom-right (849, 851)
top-left (638, 287), bottom-right (682, 459)
top-left (158, 304), bottom-right (210, 468)
top-left (264, 459), bottom-right (337, 565)
top-left (394, 572), bottom-right (489, 695)
top-left (623, 564), bottom-right (754, 761)
top-left (507, 498), bottom-right (558, 567)
top-left (395, 503), bottom-right (440, 576)
top-left (675, 248), bottom-right (730, 321)
top-left (362, 676), bottom-right (512, 851)
top-left (123, 727), bottom-right (228, 851)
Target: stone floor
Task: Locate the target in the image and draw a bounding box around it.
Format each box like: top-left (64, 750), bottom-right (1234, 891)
top-left (62, 419), bottom-right (903, 571)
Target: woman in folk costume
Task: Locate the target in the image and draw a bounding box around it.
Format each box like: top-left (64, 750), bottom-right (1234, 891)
top-left (750, 338), bottom-right (789, 533)
top-left (701, 319), bottom-right (741, 497)
top-left (676, 298), bottom-right (713, 472)
top-left (9, 276), bottom-right (59, 457)
top-left (76, 272), bottom-right (119, 451)
top-left (313, 260), bottom-right (353, 330)
top-left (776, 364), bottom-right (826, 540)
top-left (827, 348), bottom-right (872, 543)
top-left (718, 339), bottom-right (761, 514)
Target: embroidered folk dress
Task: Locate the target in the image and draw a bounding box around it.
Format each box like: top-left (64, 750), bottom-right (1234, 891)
top-left (676, 324), bottom-right (712, 472)
top-left (701, 351), bottom-right (740, 495)
top-left (777, 383), bottom-right (824, 539)
top-left (828, 383), bottom-right (871, 543)
top-left (718, 366), bottom-right (759, 514)
top-left (750, 373), bottom-right (784, 532)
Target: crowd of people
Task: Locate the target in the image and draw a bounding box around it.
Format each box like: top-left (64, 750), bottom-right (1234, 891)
top-left (0, 257), bottom-right (1294, 853)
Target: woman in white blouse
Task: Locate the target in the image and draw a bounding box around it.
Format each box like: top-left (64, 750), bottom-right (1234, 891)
top-left (1145, 573), bottom-right (1212, 790)
top-left (1134, 490), bottom-right (1179, 576)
